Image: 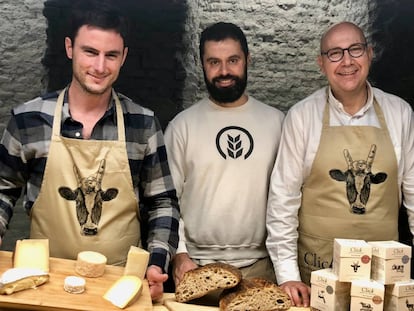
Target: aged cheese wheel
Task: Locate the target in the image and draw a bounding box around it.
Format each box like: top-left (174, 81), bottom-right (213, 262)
top-left (13, 239), bottom-right (49, 272)
top-left (123, 246), bottom-right (149, 279)
top-left (64, 276), bottom-right (86, 294)
top-left (103, 275), bottom-right (143, 309)
top-left (75, 251), bottom-right (107, 278)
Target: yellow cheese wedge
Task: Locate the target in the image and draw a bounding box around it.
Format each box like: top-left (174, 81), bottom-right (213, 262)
top-left (13, 239), bottom-right (49, 272)
top-left (75, 251), bottom-right (107, 278)
top-left (123, 245), bottom-right (149, 279)
top-left (103, 275), bottom-right (143, 309)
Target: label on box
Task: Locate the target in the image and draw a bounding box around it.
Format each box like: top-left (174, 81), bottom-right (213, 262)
top-left (334, 238), bottom-right (372, 258)
top-left (371, 256), bottom-right (411, 284)
top-left (368, 240), bottom-right (411, 260)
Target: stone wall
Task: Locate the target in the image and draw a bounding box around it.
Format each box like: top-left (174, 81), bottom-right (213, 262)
top-left (0, 0), bottom-right (47, 130)
top-left (0, 0), bottom-right (372, 132)
top-left (182, 0), bottom-right (372, 110)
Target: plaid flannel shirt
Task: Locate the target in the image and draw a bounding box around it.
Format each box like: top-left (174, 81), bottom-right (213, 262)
top-left (0, 88), bottom-right (179, 272)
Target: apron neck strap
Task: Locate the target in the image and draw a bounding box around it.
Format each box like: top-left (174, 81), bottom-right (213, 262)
top-left (52, 87), bottom-right (126, 141)
top-left (323, 87), bottom-right (387, 130)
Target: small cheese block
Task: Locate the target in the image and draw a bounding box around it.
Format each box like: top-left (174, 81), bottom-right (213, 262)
top-left (75, 251), bottom-right (107, 278)
top-left (14, 239), bottom-right (49, 272)
top-left (0, 268), bottom-right (49, 295)
top-left (103, 275), bottom-right (143, 309)
top-left (123, 246), bottom-right (149, 279)
top-left (64, 276), bottom-right (86, 294)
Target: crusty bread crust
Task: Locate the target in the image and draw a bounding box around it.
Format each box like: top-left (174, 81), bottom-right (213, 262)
top-left (219, 277), bottom-right (291, 311)
top-left (175, 262), bottom-right (242, 303)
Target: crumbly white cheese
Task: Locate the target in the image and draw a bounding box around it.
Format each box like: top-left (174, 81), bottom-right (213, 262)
top-left (75, 251), bottom-right (107, 278)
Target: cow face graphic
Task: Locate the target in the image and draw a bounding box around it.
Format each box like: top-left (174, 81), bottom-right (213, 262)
top-left (58, 159), bottom-right (118, 235)
top-left (329, 144), bottom-right (387, 214)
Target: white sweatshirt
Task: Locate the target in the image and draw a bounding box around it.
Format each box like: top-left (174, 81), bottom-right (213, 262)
top-left (165, 95), bottom-right (284, 267)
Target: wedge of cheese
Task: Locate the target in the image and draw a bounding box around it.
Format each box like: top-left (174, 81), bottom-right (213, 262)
top-left (103, 275), bottom-right (143, 309)
top-left (123, 246), bottom-right (149, 279)
top-left (13, 239), bottom-right (49, 272)
top-left (0, 267), bottom-right (49, 295)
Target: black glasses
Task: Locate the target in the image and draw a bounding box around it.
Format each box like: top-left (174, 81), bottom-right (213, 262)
top-left (321, 43), bottom-right (367, 62)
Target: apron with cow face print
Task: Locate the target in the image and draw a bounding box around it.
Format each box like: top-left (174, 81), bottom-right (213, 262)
top-left (298, 97), bottom-right (399, 284)
top-left (30, 89), bottom-right (141, 266)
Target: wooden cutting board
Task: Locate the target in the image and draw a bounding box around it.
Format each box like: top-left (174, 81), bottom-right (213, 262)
top-left (162, 293), bottom-right (310, 311)
top-left (0, 251), bottom-right (152, 311)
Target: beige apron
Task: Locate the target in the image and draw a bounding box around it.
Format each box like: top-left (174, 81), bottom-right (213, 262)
top-left (30, 89), bottom-right (141, 266)
top-left (298, 96), bottom-right (399, 284)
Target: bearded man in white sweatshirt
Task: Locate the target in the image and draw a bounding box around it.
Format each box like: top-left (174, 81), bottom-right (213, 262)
top-left (164, 22), bottom-right (284, 288)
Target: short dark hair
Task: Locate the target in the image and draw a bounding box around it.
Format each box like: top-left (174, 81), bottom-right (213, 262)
top-left (68, 0), bottom-right (129, 46)
top-left (199, 22), bottom-right (249, 62)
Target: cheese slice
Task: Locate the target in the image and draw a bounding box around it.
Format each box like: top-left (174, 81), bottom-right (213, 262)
top-left (103, 275), bottom-right (143, 309)
top-left (123, 246), bottom-right (149, 279)
top-left (75, 251), bottom-right (107, 278)
top-left (13, 239), bottom-right (49, 272)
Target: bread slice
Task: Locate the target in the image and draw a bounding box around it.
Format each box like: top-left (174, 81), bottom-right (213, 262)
top-left (175, 262), bottom-right (242, 303)
top-left (219, 277), bottom-right (291, 311)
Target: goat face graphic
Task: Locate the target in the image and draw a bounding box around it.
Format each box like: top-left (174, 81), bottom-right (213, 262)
top-left (351, 261), bottom-right (360, 272)
top-left (329, 144), bottom-right (387, 214)
top-left (58, 159), bottom-right (118, 235)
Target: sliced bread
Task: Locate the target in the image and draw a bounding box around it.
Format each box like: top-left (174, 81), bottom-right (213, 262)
top-left (175, 262), bottom-right (242, 303)
top-left (219, 277), bottom-right (291, 311)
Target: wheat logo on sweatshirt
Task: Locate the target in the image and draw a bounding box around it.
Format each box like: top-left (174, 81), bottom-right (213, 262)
top-left (216, 126), bottom-right (254, 160)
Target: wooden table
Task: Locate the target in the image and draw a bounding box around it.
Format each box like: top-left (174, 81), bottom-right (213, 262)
top-left (0, 251), bottom-right (152, 310)
top-left (159, 293), bottom-right (310, 311)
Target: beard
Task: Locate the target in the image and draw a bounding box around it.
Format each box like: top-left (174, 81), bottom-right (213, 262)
top-left (203, 68), bottom-right (247, 104)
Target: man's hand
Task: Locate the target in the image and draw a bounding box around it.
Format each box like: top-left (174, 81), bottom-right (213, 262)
top-left (280, 280), bottom-right (311, 307)
top-left (146, 265), bottom-right (168, 302)
top-left (172, 253), bottom-right (198, 285)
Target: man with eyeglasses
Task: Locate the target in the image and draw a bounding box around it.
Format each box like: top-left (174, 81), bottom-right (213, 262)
top-left (266, 21), bottom-right (414, 307)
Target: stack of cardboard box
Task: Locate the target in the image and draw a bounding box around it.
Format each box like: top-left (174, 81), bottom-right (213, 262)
top-left (310, 238), bottom-right (412, 311)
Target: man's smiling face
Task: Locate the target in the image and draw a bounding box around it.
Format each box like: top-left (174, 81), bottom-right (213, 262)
top-left (317, 22), bottom-right (373, 100)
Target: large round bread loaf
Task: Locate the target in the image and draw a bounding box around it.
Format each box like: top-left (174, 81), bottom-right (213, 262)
top-left (219, 277), bottom-right (291, 311)
top-left (175, 262), bottom-right (242, 303)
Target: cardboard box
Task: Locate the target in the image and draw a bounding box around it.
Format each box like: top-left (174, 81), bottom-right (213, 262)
top-left (350, 279), bottom-right (384, 311)
top-left (333, 238), bottom-right (372, 282)
top-left (310, 268), bottom-right (350, 311)
top-left (384, 279), bottom-right (414, 311)
top-left (368, 240), bottom-right (411, 284)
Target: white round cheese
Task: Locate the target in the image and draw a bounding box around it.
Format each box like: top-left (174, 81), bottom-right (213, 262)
top-left (75, 251), bottom-right (107, 278)
top-left (64, 276), bottom-right (86, 294)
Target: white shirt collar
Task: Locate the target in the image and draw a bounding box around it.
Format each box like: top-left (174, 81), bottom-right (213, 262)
top-left (328, 82), bottom-right (374, 117)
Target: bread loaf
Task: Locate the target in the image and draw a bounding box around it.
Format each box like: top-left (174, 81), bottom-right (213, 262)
top-left (175, 262), bottom-right (242, 303)
top-left (219, 278), bottom-right (291, 311)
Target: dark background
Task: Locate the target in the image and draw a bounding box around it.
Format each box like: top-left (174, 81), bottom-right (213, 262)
top-left (369, 0), bottom-right (414, 275)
